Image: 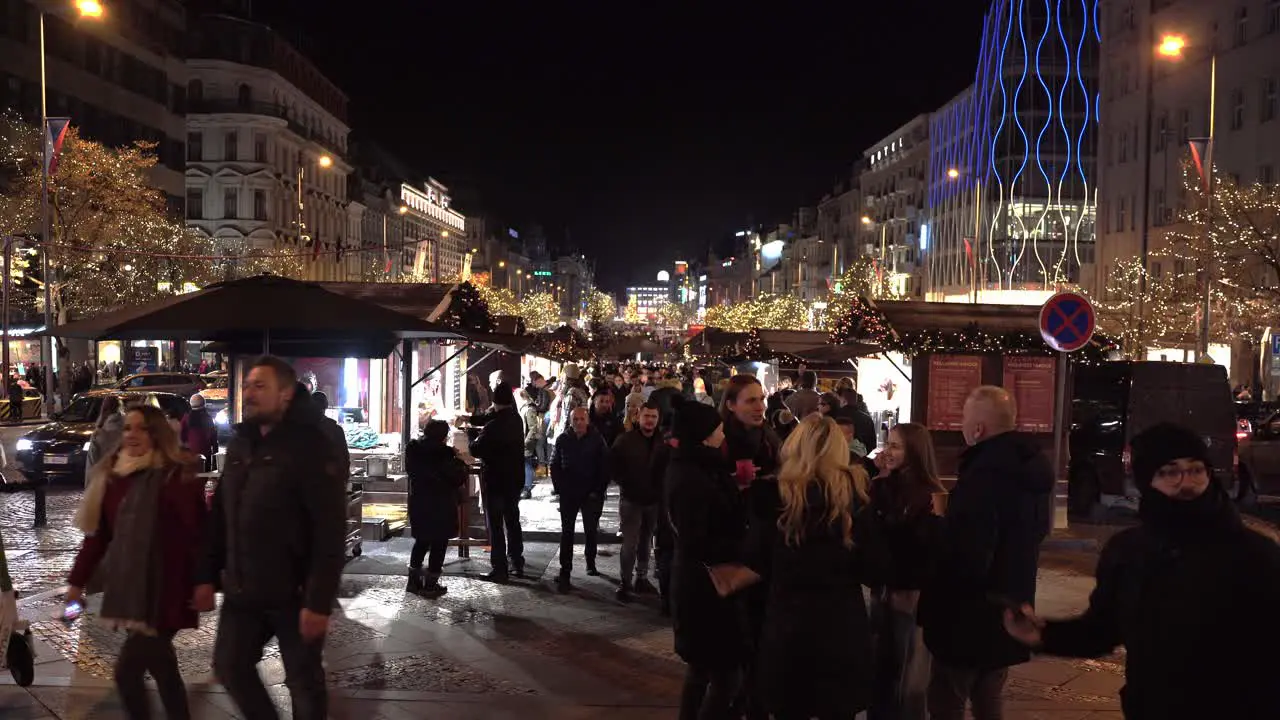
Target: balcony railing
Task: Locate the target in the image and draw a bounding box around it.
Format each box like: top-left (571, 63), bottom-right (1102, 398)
top-left (188, 100), bottom-right (346, 157)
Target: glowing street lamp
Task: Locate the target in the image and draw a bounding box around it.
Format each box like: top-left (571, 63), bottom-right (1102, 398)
top-left (947, 168), bottom-right (960, 179)
top-left (1157, 34), bottom-right (1187, 59)
top-left (860, 216), bottom-right (872, 225)
top-left (74, 0), bottom-right (103, 18)
top-left (317, 154), bottom-right (333, 169)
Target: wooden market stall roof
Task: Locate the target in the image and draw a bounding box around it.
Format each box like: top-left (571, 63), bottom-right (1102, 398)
top-left (318, 282), bottom-right (456, 322)
top-left (871, 300), bottom-right (1044, 336)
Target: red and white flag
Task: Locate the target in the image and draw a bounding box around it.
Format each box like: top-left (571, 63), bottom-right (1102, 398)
top-left (45, 118), bottom-right (70, 176)
top-left (1188, 138), bottom-right (1214, 193)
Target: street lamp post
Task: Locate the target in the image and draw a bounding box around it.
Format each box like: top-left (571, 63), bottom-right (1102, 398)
top-left (35, 1), bottom-right (103, 528)
top-left (1157, 33), bottom-right (1217, 359)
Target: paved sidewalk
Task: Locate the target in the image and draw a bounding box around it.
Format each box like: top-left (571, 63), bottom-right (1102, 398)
top-left (0, 483), bottom-right (1128, 718)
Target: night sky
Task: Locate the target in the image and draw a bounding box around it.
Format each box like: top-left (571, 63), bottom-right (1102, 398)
top-left (260, 2), bottom-right (992, 291)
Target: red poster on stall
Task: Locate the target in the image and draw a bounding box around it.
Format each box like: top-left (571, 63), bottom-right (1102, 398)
top-left (1002, 356), bottom-right (1057, 433)
top-left (927, 355), bottom-right (982, 431)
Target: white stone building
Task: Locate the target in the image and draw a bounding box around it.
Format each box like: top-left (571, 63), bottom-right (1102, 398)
top-left (184, 11), bottom-right (354, 281)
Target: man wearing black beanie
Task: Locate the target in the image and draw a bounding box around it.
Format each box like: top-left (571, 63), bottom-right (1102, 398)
top-left (1004, 421), bottom-right (1280, 719)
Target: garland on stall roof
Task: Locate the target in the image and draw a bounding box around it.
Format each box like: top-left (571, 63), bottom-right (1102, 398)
top-left (828, 297), bottom-right (1120, 362)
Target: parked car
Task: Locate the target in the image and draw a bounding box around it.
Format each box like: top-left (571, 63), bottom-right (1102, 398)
top-left (9, 390), bottom-right (191, 488)
top-left (1068, 361), bottom-right (1237, 516)
top-left (1236, 410), bottom-right (1280, 500)
top-left (115, 372), bottom-right (205, 398)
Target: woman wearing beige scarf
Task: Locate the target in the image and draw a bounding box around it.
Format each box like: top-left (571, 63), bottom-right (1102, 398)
top-left (68, 404), bottom-right (207, 720)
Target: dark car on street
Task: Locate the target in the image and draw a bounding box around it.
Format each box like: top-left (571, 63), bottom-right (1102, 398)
top-left (1068, 361), bottom-right (1237, 517)
top-left (9, 390), bottom-right (191, 488)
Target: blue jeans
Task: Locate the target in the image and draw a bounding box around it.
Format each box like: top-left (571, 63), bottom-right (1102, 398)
top-left (524, 458), bottom-right (537, 492)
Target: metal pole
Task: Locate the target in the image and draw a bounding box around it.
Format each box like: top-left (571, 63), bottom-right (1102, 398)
top-left (35, 13), bottom-right (51, 528)
top-left (39, 13), bottom-right (54, 415)
top-left (1199, 53), bottom-right (1217, 360)
top-left (3, 236), bottom-right (11, 420)
top-left (1137, 34), bottom-right (1156, 314)
top-left (1051, 351), bottom-right (1069, 529)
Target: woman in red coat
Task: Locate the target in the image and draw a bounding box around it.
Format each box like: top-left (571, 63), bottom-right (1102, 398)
top-left (67, 403), bottom-right (209, 720)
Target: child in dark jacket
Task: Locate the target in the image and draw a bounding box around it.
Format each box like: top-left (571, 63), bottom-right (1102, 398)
top-left (405, 420), bottom-right (468, 597)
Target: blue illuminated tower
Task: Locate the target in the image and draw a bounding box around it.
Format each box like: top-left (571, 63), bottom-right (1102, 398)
top-left (924, 0), bottom-right (1100, 301)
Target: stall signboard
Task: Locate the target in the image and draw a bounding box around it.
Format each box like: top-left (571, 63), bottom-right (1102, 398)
top-left (126, 346), bottom-right (159, 374)
top-left (1002, 356), bottom-right (1056, 433)
top-left (926, 355), bottom-right (982, 432)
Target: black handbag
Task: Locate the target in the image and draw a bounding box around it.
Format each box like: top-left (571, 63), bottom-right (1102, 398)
top-left (6, 628), bottom-right (34, 687)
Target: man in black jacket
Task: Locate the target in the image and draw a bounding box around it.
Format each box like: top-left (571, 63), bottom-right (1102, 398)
top-left (919, 386), bottom-right (1052, 720)
top-left (612, 401), bottom-right (663, 602)
top-left (1005, 422), bottom-right (1280, 720)
top-left (470, 382), bottom-right (526, 583)
top-left (550, 406), bottom-right (609, 593)
top-left (589, 387), bottom-right (622, 447)
top-left (197, 356), bottom-right (347, 720)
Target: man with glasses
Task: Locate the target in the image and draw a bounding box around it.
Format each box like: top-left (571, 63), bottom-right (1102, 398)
top-left (1004, 422), bottom-right (1280, 719)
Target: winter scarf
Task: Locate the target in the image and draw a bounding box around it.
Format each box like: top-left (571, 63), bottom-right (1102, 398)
top-left (75, 451), bottom-right (168, 635)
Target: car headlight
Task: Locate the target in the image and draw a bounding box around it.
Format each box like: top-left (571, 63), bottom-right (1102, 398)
top-left (15, 438), bottom-right (32, 451)
top-left (215, 409), bottom-right (228, 425)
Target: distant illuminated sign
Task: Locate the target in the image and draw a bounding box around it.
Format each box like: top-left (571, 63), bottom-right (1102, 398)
top-left (508, 228), bottom-right (519, 239)
top-left (761, 240), bottom-right (785, 261)
top-left (533, 270), bottom-right (552, 277)
top-left (919, 224), bottom-right (929, 251)
top-left (657, 270), bottom-right (670, 282)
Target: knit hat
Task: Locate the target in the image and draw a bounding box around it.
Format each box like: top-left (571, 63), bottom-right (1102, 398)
top-left (493, 382), bottom-right (516, 406)
top-left (563, 363), bottom-right (581, 380)
top-left (1130, 422), bottom-right (1211, 491)
top-left (671, 396), bottom-right (722, 447)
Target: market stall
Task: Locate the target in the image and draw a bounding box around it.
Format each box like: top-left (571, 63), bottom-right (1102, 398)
top-left (46, 274), bottom-right (463, 558)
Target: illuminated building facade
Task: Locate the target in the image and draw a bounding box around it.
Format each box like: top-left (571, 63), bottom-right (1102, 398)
top-left (924, 0), bottom-right (1100, 303)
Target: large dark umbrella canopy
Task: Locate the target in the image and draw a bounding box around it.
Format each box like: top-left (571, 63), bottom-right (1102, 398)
top-left (49, 274), bottom-right (461, 353)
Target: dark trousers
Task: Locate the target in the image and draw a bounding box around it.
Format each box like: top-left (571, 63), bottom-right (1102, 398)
top-left (680, 663), bottom-right (741, 720)
top-left (484, 485), bottom-right (524, 574)
top-left (115, 630), bottom-right (188, 720)
top-left (926, 662), bottom-right (1008, 720)
top-left (409, 537), bottom-right (448, 575)
top-left (558, 493), bottom-right (603, 576)
top-left (213, 600), bottom-right (327, 720)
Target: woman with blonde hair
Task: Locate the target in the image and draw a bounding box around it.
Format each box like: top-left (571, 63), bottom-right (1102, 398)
top-left (65, 404), bottom-right (207, 720)
top-left (745, 415), bottom-right (874, 719)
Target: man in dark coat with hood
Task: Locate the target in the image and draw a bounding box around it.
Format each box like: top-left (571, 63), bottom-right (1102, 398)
top-left (470, 382), bottom-right (526, 583)
top-left (1005, 422), bottom-right (1280, 719)
top-left (919, 385), bottom-right (1052, 720)
top-left (550, 406), bottom-right (609, 593)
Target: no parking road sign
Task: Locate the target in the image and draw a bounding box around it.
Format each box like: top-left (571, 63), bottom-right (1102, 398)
top-left (1039, 292), bottom-right (1095, 353)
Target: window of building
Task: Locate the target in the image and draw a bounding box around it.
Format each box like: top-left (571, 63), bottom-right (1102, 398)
top-left (253, 134), bottom-right (266, 162)
top-left (1263, 77), bottom-right (1278, 122)
top-left (1118, 128), bottom-right (1129, 162)
top-left (1154, 187), bottom-right (1167, 226)
top-left (1231, 89), bottom-right (1246, 130)
top-left (1271, 0), bottom-right (1280, 33)
top-left (253, 189), bottom-right (267, 220)
top-left (224, 131), bottom-right (237, 161)
top-left (1155, 111), bottom-right (1169, 151)
top-left (187, 131), bottom-right (202, 161)
top-left (1178, 108), bottom-right (1191, 143)
top-left (223, 187), bottom-right (237, 219)
top-left (1130, 194), bottom-right (1137, 231)
top-left (186, 189), bottom-right (202, 219)
top-left (1236, 7), bottom-right (1249, 46)
top-left (1117, 196), bottom-right (1127, 231)
top-left (1260, 164), bottom-right (1275, 185)
top-left (188, 79), bottom-right (202, 105)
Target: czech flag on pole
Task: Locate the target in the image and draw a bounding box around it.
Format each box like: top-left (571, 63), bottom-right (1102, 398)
top-left (45, 118), bottom-right (71, 176)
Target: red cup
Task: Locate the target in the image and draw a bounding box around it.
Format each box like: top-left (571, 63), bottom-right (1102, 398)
top-left (734, 459), bottom-right (756, 488)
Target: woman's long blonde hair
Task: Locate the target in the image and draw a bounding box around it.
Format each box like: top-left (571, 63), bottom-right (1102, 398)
top-left (777, 415), bottom-right (869, 548)
top-left (124, 404), bottom-right (188, 469)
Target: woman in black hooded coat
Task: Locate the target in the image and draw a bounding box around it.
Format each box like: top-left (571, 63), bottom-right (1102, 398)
top-left (405, 419), bottom-right (467, 597)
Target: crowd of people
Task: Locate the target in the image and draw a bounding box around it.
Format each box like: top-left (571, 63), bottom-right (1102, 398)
top-left (0, 354), bottom-right (1275, 719)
